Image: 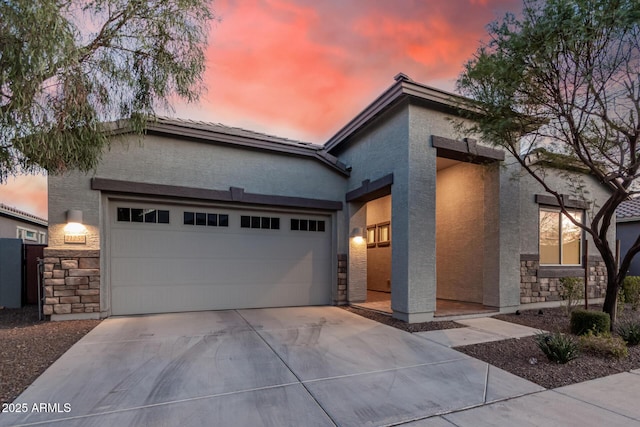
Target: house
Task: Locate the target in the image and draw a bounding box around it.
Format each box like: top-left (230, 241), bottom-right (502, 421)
top-left (0, 203), bottom-right (47, 244)
top-left (44, 74), bottom-right (614, 321)
top-left (616, 198), bottom-right (640, 276)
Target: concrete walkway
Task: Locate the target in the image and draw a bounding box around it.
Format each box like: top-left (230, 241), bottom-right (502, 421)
top-left (415, 317), bottom-right (543, 347)
top-left (408, 370), bottom-right (640, 426)
top-left (1, 309), bottom-right (639, 426)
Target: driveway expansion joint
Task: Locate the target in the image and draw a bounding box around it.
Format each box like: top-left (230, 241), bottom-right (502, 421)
top-left (234, 309), bottom-right (339, 427)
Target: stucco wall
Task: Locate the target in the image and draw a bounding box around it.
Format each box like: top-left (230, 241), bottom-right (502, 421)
top-left (336, 105), bottom-right (409, 306)
top-left (366, 195), bottom-right (391, 292)
top-left (48, 133), bottom-right (348, 249)
top-left (436, 162), bottom-right (485, 303)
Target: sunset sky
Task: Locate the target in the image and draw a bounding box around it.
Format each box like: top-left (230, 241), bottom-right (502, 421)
top-left (0, 0), bottom-right (521, 220)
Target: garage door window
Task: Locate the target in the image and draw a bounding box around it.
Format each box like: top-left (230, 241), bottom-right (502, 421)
top-left (184, 212), bottom-right (229, 227)
top-left (291, 218), bottom-right (325, 232)
top-left (118, 207), bottom-right (170, 224)
top-left (241, 215), bottom-right (280, 230)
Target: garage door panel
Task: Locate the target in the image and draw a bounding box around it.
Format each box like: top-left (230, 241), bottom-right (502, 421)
top-left (112, 278), bottom-right (329, 315)
top-left (110, 203), bottom-right (332, 315)
top-left (111, 256), bottom-right (330, 287)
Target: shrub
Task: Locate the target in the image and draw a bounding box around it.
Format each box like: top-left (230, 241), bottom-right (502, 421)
top-left (622, 276), bottom-right (640, 311)
top-left (579, 331), bottom-right (628, 359)
top-left (559, 277), bottom-right (584, 315)
top-left (534, 332), bottom-right (579, 364)
top-left (570, 309), bottom-right (610, 335)
top-left (616, 320), bottom-right (640, 346)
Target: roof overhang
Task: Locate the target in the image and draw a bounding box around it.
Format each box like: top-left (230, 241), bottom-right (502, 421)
top-left (325, 74), bottom-right (478, 153)
top-left (106, 117), bottom-right (350, 176)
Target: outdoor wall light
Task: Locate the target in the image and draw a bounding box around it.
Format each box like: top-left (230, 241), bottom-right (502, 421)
top-left (350, 227), bottom-right (365, 244)
top-left (64, 210), bottom-right (86, 234)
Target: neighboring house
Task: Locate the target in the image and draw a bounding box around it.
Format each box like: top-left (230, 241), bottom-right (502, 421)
top-left (44, 74), bottom-right (615, 321)
top-left (616, 198), bottom-right (640, 276)
top-left (0, 203), bottom-right (48, 244)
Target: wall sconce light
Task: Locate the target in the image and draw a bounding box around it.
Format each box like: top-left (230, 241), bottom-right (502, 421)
top-left (64, 210), bottom-right (87, 236)
top-left (350, 227), bottom-right (364, 244)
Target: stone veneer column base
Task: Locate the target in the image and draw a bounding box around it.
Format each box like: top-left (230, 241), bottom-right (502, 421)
top-left (337, 254), bottom-right (348, 304)
top-left (43, 248), bottom-right (101, 320)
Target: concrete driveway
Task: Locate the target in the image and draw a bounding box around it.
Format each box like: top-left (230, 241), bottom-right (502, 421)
top-left (0, 307), bottom-right (543, 427)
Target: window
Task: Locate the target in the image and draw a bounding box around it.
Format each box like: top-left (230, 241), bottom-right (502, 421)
top-left (118, 207), bottom-right (170, 224)
top-left (17, 227), bottom-right (38, 242)
top-left (184, 211), bottom-right (229, 227)
top-left (377, 222), bottom-right (390, 246)
top-left (240, 215), bottom-right (280, 230)
top-left (290, 218), bottom-right (326, 232)
top-left (367, 226), bottom-right (376, 248)
top-left (539, 208), bottom-right (583, 265)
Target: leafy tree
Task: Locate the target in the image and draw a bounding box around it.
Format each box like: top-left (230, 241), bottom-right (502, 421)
top-left (456, 0), bottom-right (640, 326)
top-left (0, 0), bottom-right (214, 181)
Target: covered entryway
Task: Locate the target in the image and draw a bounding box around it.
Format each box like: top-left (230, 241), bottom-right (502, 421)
top-left (108, 201), bottom-right (332, 315)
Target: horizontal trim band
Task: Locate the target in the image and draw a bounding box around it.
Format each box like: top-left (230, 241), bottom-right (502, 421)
top-left (91, 178), bottom-right (343, 211)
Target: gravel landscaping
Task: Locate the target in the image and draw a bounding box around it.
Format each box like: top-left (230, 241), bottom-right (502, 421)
top-left (0, 306), bottom-right (100, 405)
top-left (346, 304), bottom-right (640, 390)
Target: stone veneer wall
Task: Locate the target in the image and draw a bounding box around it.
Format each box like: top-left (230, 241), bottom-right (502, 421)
top-left (520, 254), bottom-right (607, 304)
top-left (337, 254), bottom-right (347, 304)
top-left (43, 249), bottom-right (100, 316)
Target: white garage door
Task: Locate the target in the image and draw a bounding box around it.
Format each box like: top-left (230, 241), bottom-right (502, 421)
top-left (109, 202), bottom-right (332, 315)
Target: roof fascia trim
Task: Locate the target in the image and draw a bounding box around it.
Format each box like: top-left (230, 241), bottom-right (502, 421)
top-left (105, 120), bottom-right (349, 176)
top-left (325, 80), bottom-right (475, 152)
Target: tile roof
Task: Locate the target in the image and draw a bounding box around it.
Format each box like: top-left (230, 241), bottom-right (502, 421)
top-left (0, 203), bottom-right (48, 226)
top-left (108, 117), bottom-right (349, 175)
top-left (616, 198), bottom-right (640, 220)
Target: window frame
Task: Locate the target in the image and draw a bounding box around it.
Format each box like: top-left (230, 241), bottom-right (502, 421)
top-left (17, 226), bottom-right (38, 242)
top-left (366, 226), bottom-right (376, 248)
top-left (538, 206), bottom-right (584, 266)
top-left (377, 222), bottom-right (391, 247)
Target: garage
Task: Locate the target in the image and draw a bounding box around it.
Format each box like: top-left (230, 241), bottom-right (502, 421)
top-left (109, 201), bottom-right (332, 315)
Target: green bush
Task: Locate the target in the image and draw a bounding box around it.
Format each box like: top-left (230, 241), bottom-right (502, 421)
top-left (559, 277), bottom-right (584, 315)
top-left (534, 332), bottom-right (579, 364)
top-left (579, 331), bottom-right (628, 359)
top-left (622, 276), bottom-right (640, 311)
top-left (616, 320), bottom-right (640, 346)
top-left (570, 309), bottom-right (610, 335)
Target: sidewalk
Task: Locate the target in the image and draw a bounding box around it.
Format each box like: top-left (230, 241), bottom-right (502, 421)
top-left (415, 317), bottom-right (543, 347)
top-left (409, 317), bottom-right (640, 426)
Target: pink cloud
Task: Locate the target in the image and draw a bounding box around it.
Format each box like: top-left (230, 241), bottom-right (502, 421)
top-left (0, 174), bottom-right (48, 219)
top-left (8, 0), bottom-right (523, 215)
top-left (178, 0), bottom-right (521, 142)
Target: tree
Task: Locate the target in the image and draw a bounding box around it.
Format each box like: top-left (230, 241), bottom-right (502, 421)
top-left (0, 0), bottom-right (214, 182)
top-left (456, 0), bottom-right (640, 326)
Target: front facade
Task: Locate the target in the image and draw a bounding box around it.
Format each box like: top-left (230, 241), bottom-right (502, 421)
top-left (45, 74), bottom-right (614, 321)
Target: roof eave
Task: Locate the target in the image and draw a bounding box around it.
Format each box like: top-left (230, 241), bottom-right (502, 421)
top-left (324, 76), bottom-right (475, 153)
top-left (107, 118), bottom-right (350, 176)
